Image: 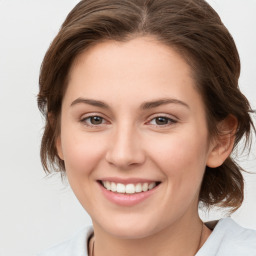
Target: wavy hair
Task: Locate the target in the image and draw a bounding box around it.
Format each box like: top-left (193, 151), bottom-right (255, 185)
top-left (38, 0), bottom-right (255, 212)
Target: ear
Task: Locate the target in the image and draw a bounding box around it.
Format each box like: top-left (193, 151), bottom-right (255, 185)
top-left (207, 115), bottom-right (238, 168)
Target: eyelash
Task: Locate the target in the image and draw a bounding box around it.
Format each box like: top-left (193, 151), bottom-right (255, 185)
top-left (80, 114), bottom-right (177, 128)
top-left (146, 115), bottom-right (177, 127)
top-left (80, 115), bottom-right (108, 127)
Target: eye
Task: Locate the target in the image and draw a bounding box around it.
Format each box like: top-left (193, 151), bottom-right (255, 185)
top-left (81, 115), bottom-right (107, 126)
top-left (148, 116), bottom-right (177, 126)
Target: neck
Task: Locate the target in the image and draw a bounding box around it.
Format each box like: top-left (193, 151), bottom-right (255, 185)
top-left (91, 214), bottom-right (210, 256)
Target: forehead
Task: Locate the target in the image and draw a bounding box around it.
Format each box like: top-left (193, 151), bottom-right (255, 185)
top-left (72, 37), bottom-right (193, 76)
top-left (64, 36), bottom-right (204, 114)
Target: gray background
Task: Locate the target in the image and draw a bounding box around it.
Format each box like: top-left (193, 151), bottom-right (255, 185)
top-left (0, 0), bottom-right (255, 255)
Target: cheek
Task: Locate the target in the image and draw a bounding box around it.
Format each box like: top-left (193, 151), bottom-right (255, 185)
top-left (147, 128), bottom-right (209, 187)
top-left (60, 128), bottom-right (106, 177)
top-left (60, 128), bottom-right (108, 211)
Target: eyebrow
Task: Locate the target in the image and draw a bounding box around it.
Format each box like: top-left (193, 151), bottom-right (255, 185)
top-left (70, 98), bottom-right (109, 109)
top-left (70, 97), bottom-right (190, 110)
top-left (141, 98), bottom-right (190, 110)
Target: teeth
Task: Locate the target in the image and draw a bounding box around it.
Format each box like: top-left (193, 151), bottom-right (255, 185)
top-left (103, 181), bottom-right (111, 190)
top-left (148, 182), bottom-right (155, 190)
top-left (135, 183), bottom-right (142, 193)
top-left (116, 183), bottom-right (126, 193)
top-left (126, 184), bottom-right (135, 194)
top-left (102, 181), bottom-right (157, 194)
top-left (142, 183), bottom-right (148, 192)
top-left (111, 182), bottom-right (117, 192)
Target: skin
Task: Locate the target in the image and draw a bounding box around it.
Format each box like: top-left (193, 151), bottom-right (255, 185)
top-left (56, 36), bottom-right (234, 256)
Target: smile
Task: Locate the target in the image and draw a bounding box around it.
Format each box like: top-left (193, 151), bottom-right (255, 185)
top-left (101, 181), bottom-right (159, 194)
top-left (98, 179), bottom-right (161, 206)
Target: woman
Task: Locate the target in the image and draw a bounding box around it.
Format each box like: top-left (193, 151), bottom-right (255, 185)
top-left (37, 0), bottom-right (256, 255)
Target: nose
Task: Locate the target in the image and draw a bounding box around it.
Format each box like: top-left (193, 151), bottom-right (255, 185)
top-left (105, 126), bottom-right (146, 169)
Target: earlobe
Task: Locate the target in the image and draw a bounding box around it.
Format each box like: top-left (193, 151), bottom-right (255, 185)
top-left (206, 115), bottom-right (238, 168)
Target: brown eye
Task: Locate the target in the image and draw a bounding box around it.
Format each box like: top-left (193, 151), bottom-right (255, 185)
top-left (81, 115), bottom-right (106, 126)
top-left (90, 116), bottom-right (103, 125)
top-left (155, 117), bottom-right (169, 125)
top-left (148, 116), bottom-right (177, 126)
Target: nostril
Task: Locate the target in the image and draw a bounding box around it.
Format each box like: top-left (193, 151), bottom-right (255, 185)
top-left (105, 139), bottom-right (146, 168)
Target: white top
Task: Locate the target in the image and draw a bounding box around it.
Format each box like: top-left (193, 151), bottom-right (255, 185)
top-left (37, 218), bottom-right (256, 256)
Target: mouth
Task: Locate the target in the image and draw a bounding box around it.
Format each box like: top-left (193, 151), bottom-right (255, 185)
top-left (98, 180), bottom-right (161, 194)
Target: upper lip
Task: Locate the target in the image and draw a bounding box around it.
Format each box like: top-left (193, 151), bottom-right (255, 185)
top-left (98, 177), bottom-right (161, 184)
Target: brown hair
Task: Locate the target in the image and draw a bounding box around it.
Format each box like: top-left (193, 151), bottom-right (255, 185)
top-left (38, 0), bottom-right (255, 212)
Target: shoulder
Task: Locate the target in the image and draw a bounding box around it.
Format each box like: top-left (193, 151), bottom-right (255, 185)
top-left (197, 217), bottom-right (256, 256)
top-left (37, 226), bottom-right (93, 256)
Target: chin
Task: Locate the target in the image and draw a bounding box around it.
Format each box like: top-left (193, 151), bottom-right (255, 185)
top-left (94, 214), bottom-right (165, 240)
top-left (108, 226), bottom-right (157, 240)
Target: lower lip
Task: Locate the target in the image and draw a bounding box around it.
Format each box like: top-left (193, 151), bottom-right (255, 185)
top-left (98, 183), bottom-right (159, 206)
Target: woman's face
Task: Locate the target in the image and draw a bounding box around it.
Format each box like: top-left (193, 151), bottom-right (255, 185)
top-left (57, 36), bottom-right (215, 239)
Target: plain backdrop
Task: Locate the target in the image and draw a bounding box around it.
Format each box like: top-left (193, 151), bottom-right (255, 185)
top-left (0, 1), bottom-right (255, 255)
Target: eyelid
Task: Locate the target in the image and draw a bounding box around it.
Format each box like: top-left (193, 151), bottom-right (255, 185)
top-left (80, 113), bottom-right (110, 127)
top-left (79, 112), bottom-right (178, 128)
top-left (146, 113), bottom-right (178, 126)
